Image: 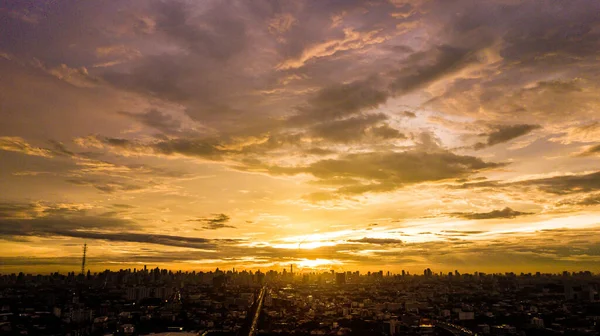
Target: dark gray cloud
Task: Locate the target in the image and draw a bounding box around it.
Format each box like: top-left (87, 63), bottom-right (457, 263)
top-left (118, 109), bottom-right (182, 134)
top-left (347, 237), bottom-right (403, 245)
top-left (93, 2), bottom-right (284, 134)
top-left (250, 149), bottom-right (506, 199)
top-left (456, 171), bottom-right (600, 196)
top-left (151, 138), bottom-right (225, 160)
top-left (475, 124), bottom-right (540, 149)
top-left (0, 202), bottom-right (235, 249)
top-left (0, 0), bottom-right (144, 66)
top-left (103, 54), bottom-right (196, 102)
top-left (577, 194), bottom-right (600, 206)
top-left (0, 202), bottom-right (41, 219)
top-left (112, 203), bottom-right (137, 209)
top-left (37, 230), bottom-right (224, 250)
top-left (519, 172), bottom-right (600, 195)
top-left (427, 0), bottom-right (600, 65)
top-left (370, 124), bottom-right (406, 140)
top-left (66, 178), bottom-right (147, 194)
top-left (47, 140), bottom-right (77, 157)
top-left (451, 207), bottom-right (532, 220)
top-left (496, 1), bottom-right (600, 64)
top-left (90, 78), bottom-right (398, 157)
top-left (153, 0), bottom-right (248, 60)
top-left (287, 150), bottom-right (502, 196)
top-left (92, 136), bottom-right (226, 161)
top-left (310, 113), bottom-right (388, 143)
top-left (0, 202), bottom-right (135, 237)
top-left (416, 0), bottom-right (600, 125)
top-left (390, 45), bottom-right (480, 94)
top-left (454, 180), bottom-right (502, 190)
top-left (303, 147), bottom-right (336, 156)
top-left (439, 230), bottom-right (488, 236)
top-left (190, 213), bottom-right (235, 230)
top-left (578, 144), bottom-right (600, 156)
top-left (302, 151), bottom-right (501, 181)
top-left (0, 136), bottom-right (53, 157)
top-left (559, 194), bottom-right (600, 207)
top-left (292, 79), bottom-right (388, 124)
top-left (83, 133), bottom-right (328, 164)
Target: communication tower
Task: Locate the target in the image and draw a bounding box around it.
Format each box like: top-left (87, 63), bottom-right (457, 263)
top-left (81, 243), bottom-right (87, 275)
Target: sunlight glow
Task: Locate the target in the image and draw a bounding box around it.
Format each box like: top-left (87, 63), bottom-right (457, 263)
top-left (295, 258), bottom-right (342, 269)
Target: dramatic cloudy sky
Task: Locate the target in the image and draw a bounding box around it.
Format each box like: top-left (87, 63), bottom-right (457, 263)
top-left (1, 0), bottom-right (600, 274)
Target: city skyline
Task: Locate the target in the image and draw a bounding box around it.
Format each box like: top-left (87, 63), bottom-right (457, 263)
top-left (1, 0), bottom-right (600, 274)
top-left (5, 264), bottom-right (599, 279)
top-left (4, 262), bottom-right (598, 335)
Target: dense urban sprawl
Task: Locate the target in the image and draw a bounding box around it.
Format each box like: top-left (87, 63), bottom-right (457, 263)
top-left (0, 267), bottom-right (599, 335)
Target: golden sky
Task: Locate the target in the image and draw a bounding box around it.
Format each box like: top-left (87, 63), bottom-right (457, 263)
top-left (1, 0), bottom-right (600, 274)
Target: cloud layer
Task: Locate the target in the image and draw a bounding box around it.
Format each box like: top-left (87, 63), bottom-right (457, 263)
top-left (0, 0), bottom-right (599, 272)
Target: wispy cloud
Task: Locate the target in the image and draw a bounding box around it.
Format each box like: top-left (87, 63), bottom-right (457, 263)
top-left (474, 124), bottom-right (541, 149)
top-left (189, 213), bottom-right (235, 230)
top-left (0, 137), bottom-right (53, 158)
top-left (0, 202), bottom-right (237, 249)
top-left (450, 207), bottom-right (532, 220)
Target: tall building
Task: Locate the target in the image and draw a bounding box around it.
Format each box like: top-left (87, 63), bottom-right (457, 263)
top-left (531, 317), bottom-right (544, 328)
top-left (565, 283), bottom-right (574, 300)
top-left (126, 287), bottom-right (151, 302)
top-left (387, 318), bottom-right (399, 335)
top-left (335, 272), bottom-right (346, 285)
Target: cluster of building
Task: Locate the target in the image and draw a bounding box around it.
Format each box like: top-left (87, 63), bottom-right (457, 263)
top-left (0, 267), bottom-right (599, 335)
top-left (259, 270), bottom-right (600, 335)
top-left (0, 267), bottom-right (262, 335)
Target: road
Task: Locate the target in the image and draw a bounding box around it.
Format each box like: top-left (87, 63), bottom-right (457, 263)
top-left (434, 320), bottom-right (476, 335)
top-left (248, 286), bottom-right (267, 336)
top-left (238, 286), bottom-right (267, 336)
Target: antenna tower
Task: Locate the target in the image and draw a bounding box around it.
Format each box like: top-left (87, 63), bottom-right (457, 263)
top-left (81, 243), bottom-right (87, 275)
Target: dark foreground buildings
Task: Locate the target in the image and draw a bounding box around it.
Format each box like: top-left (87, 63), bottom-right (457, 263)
top-left (0, 268), bottom-right (599, 335)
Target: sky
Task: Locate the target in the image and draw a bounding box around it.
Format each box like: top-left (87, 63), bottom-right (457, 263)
top-left (1, 0), bottom-right (600, 274)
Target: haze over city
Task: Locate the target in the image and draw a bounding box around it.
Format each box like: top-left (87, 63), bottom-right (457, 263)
top-left (2, 0), bottom-right (600, 275)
